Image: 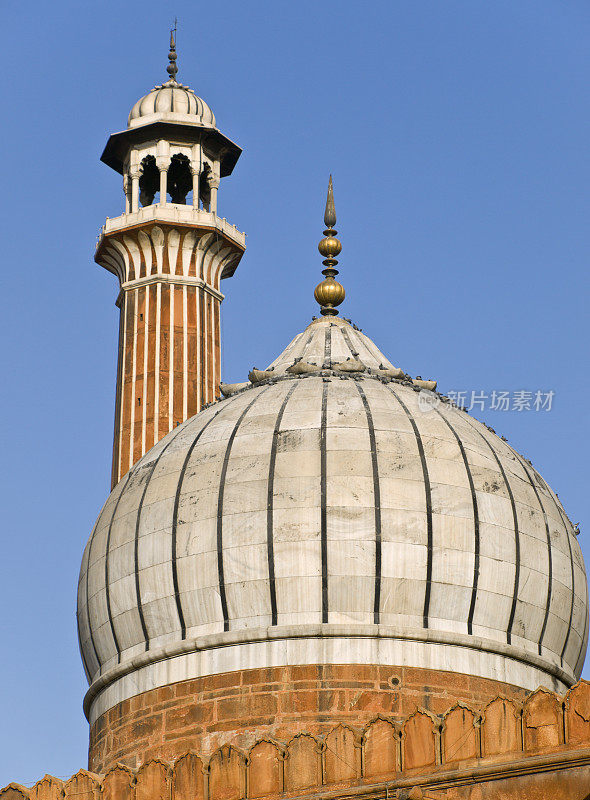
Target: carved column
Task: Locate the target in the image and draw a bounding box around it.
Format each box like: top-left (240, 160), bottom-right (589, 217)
top-left (123, 174), bottom-right (130, 214)
top-left (130, 169), bottom-right (140, 213)
top-left (210, 176), bottom-right (220, 215)
top-left (159, 166), bottom-right (168, 204)
top-left (191, 167), bottom-right (200, 209)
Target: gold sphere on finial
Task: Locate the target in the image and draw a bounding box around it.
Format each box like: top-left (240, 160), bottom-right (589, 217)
top-left (318, 236), bottom-right (342, 258)
top-left (314, 278), bottom-right (345, 308)
top-left (315, 175), bottom-right (345, 317)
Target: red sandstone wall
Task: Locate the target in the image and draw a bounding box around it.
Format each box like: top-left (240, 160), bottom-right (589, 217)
top-left (89, 665), bottom-right (531, 773)
top-left (3, 681), bottom-right (590, 800)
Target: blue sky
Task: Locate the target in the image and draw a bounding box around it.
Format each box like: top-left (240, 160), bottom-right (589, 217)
top-left (1, 0), bottom-right (589, 787)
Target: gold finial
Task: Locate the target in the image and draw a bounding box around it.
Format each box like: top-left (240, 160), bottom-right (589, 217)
top-left (167, 20), bottom-right (179, 81)
top-left (314, 176), bottom-right (345, 316)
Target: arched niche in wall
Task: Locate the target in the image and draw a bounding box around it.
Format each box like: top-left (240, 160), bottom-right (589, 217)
top-left (168, 154), bottom-right (192, 204)
top-left (139, 155), bottom-right (159, 206)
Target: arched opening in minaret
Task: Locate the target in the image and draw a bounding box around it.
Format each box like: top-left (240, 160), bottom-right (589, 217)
top-left (139, 155), bottom-right (159, 207)
top-left (168, 154), bottom-right (192, 204)
top-left (199, 162), bottom-right (212, 210)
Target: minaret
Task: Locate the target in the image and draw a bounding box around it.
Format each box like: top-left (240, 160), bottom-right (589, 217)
top-left (96, 32), bottom-right (245, 487)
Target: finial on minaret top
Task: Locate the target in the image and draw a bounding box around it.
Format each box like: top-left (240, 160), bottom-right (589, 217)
top-left (167, 21), bottom-right (179, 82)
top-left (314, 176), bottom-right (345, 316)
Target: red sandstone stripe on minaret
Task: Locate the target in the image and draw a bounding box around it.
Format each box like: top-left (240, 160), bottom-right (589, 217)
top-left (214, 298), bottom-right (221, 400)
top-left (119, 292), bottom-right (134, 483)
top-left (111, 301), bottom-right (125, 489)
top-left (133, 287), bottom-right (146, 465)
top-left (199, 290), bottom-right (206, 405)
top-left (187, 286), bottom-right (198, 418)
top-left (145, 284), bottom-right (157, 451)
top-left (159, 284), bottom-right (171, 441)
top-left (173, 284), bottom-right (184, 427)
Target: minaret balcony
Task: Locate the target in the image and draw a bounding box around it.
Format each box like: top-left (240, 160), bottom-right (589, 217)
top-left (97, 204), bottom-right (246, 253)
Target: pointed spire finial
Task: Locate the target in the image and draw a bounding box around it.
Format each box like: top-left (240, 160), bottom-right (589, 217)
top-left (167, 19), bottom-right (179, 81)
top-left (314, 176), bottom-right (345, 317)
top-left (324, 174), bottom-right (337, 229)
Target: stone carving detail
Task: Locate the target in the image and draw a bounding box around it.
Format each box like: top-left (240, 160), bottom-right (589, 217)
top-left (135, 761), bottom-right (169, 800)
top-left (31, 778), bottom-right (63, 800)
top-left (481, 697), bottom-right (522, 757)
top-left (402, 710), bottom-right (439, 771)
top-left (523, 687), bottom-right (563, 751)
top-left (5, 682), bottom-right (590, 800)
top-left (208, 746), bottom-right (246, 800)
top-left (97, 225), bottom-right (240, 288)
top-left (442, 704), bottom-right (480, 763)
top-left (567, 680), bottom-right (590, 745)
top-left (63, 772), bottom-right (100, 800)
top-left (284, 734), bottom-right (323, 791)
top-left (101, 765), bottom-right (134, 800)
top-left (171, 753), bottom-right (204, 800)
top-left (324, 724), bottom-right (361, 784)
top-left (362, 717), bottom-right (399, 779)
top-left (0, 787), bottom-right (30, 800)
top-left (247, 740), bottom-right (284, 798)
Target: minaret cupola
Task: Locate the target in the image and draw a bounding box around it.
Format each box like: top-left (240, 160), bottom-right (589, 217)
top-left (101, 30), bottom-right (241, 215)
top-left (95, 31), bottom-right (246, 487)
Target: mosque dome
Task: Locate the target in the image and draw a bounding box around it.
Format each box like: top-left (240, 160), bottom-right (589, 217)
top-left (77, 314), bottom-right (588, 723)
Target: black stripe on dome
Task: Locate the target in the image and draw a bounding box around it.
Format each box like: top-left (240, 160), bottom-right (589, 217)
top-left (217, 388), bottom-right (270, 632)
top-left (323, 324), bottom-right (332, 368)
top-left (531, 469), bottom-right (575, 666)
top-left (135, 426), bottom-right (187, 651)
top-left (356, 383), bottom-right (382, 624)
top-left (352, 326), bottom-right (387, 366)
top-left (84, 530), bottom-right (102, 675)
top-left (387, 387), bottom-right (434, 628)
top-left (267, 382), bottom-right (299, 626)
top-left (76, 610), bottom-right (91, 682)
top-left (104, 471), bottom-right (133, 663)
top-left (462, 417), bottom-right (521, 646)
top-left (554, 503), bottom-right (576, 666)
top-left (434, 407), bottom-right (480, 636)
top-left (517, 458), bottom-right (553, 656)
top-left (348, 328), bottom-right (375, 365)
top-left (575, 591), bottom-right (589, 677)
top-left (320, 380), bottom-right (329, 622)
top-left (340, 325), bottom-right (360, 359)
top-left (296, 328), bottom-right (315, 364)
top-left (171, 398), bottom-right (242, 639)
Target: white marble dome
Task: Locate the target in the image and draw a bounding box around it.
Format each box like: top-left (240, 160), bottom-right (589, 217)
top-left (78, 316), bottom-right (588, 722)
top-left (127, 79), bottom-right (216, 129)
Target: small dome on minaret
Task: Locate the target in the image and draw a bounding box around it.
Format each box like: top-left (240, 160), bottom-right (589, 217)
top-left (128, 30), bottom-right (216, 129)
